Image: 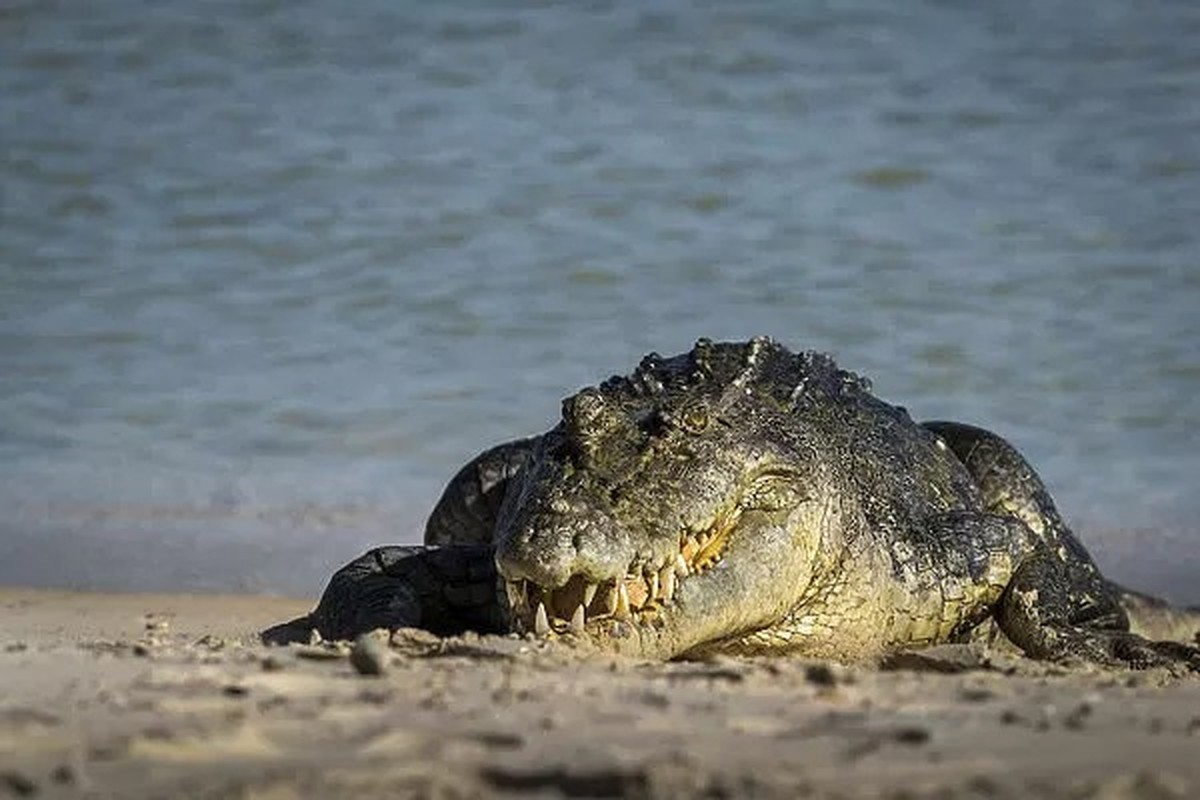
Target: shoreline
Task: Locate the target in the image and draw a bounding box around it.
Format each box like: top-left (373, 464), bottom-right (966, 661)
top-left (2, 586), bottom-right (1199, 799)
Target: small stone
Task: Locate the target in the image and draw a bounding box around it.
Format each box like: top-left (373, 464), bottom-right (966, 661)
top-left (893, 726), bottom-right (931, 745)
top-left (261, 655), bottom-right (286, 672)
top-left (805, 663), bottom-right (837, 686)
top-left (965, 775), bottom-right (999, 796)
top-left (639, 690), bottom-right (670, 709)
top-left (958, 685), bottom-right (995, 703)
top-left (1, 770), bottom-right (37, 796)
top-left (350, 634), bottom-right (390, 676)
top-left (1063, 701), bottom-right (1092, 730)
top-left (881, 645), bottom-right (986, 673)
top-left (222, 684), bottom-right (249, 698)
top-left (358, 687), bottom-right (392, 704)
top-left (468, 731), bottom-right (524, 750)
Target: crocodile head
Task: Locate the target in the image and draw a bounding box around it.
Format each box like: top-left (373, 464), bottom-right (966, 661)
top-left (493, 337), bottom-right (864, 658)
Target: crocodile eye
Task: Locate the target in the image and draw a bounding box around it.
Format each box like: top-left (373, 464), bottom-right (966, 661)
top-left (679, 402), bottom-right (709, 434)
top-left (741, 472), bottom-right (804, 512)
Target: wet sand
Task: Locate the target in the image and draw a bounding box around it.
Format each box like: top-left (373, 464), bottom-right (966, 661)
top-left (2, 586), bottom-right (1198, 799)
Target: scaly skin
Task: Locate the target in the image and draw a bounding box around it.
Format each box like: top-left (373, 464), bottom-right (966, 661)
top-left (265, 338), bottom-right (1200, 670)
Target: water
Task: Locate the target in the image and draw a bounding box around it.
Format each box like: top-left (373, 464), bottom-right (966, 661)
top-left (2, 0), bottom-right (1198, 601)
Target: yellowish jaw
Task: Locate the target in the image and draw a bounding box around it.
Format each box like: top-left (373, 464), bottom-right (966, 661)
top-left (506, 510), bottom-right (740, 637)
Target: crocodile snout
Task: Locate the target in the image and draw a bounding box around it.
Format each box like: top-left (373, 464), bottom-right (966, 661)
top-left (494, 496), bottom-right (632, 589)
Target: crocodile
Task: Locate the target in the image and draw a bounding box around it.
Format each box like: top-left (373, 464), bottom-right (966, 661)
top-left (265, 337), bottom-right (1200, 670)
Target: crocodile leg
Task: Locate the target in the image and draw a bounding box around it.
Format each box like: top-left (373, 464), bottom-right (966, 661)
top-left (922, 421), bottom-right (1073, 546)
top-left (261, 545), bottom-right (507, 644)
top-left (264, 437), bottom-right (537, 644)
top-left (885, 511), bottom-right (1039, 645)
top-left (998, 553), bottom-right (1200, 670)
top-left (925, 420), bottom-right (1200, 671)
top-left (424, 437), bottom-right (540, 546)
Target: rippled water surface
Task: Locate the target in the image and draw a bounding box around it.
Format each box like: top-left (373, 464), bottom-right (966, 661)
top-left (3, 1), bottom-right (1198, 599)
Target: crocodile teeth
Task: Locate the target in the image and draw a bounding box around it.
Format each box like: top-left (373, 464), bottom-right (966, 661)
top-left (659, 564), bottom-right (675, 602)
top-left (674, 553), bottom-right (689, 578)
top-left (505, 580), bottom-right (524, 609)
top-left (583, 582), bottom-right (598, 608)
top-left (534, 602), bottom-right (550, 636)
top-left (615, 584), bottom-right (632, 620)
top-left (570, 603), bottom-right (586, 633)
top-left (599, 584), bottom-right (617, 614)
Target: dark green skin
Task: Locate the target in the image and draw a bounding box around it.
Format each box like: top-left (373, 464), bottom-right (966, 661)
top-left (265, 338), bottom-right (1200, 670)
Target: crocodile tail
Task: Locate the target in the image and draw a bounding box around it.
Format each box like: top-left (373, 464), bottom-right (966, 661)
top-left (1116, 586), bottom-right (1200, 645)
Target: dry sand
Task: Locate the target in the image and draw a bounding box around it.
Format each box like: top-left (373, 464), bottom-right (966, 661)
top-left (2, 586), bottom-right (1199, 799)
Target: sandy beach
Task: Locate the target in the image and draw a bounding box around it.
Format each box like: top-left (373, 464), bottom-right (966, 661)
top-left (2, 586), bottom-right (1198, 799)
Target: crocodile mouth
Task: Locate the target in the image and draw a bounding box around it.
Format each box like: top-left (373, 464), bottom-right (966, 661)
top-left (505, 513), bottom-right (737, 638)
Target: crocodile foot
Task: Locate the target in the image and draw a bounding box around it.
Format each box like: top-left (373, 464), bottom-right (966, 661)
top-left (262, 545), bottom-right (506, 645)
top-left (1055, 629), bottom-right (1200, 674)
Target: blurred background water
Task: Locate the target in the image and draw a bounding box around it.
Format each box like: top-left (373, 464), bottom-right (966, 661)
top-left (2, 0), bottom-right (1198, 601)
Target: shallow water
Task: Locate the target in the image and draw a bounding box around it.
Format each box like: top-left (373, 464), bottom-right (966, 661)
top-left (2, 1), bottom-right (1198, 600)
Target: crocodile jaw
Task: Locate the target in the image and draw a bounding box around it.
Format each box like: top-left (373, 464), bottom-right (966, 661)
top-left (497, 505), bottom-right (818, 660)
top-left (501, 513), bottom-right (733, 639)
